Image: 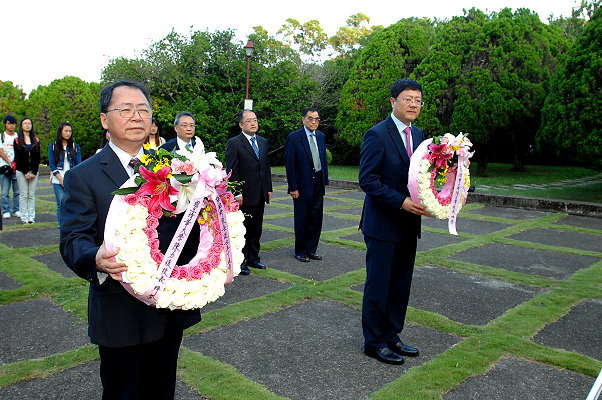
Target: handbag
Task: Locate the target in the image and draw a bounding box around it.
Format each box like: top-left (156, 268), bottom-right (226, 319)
top-left (0, 164), bottom-right (11, 176)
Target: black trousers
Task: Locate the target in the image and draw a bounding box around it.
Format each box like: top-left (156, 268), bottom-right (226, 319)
top-left (98, 317), bottom-right (184, 400)
top-left (362, 235), bottom-right (417, 348)
top-left (240, 200), bottom-right (266, 263)
top-left (293, 172), bottom-right (324, 257)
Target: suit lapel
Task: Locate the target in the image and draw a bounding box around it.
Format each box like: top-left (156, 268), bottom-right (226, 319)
top-left (98, 147), bottom-right (129, 189)
top-left (300, 129), bottom-right (313, 163)
top-left (386, 117), bottom-right (410, 163)
top-left (240, 134), bottom-right (259, 160)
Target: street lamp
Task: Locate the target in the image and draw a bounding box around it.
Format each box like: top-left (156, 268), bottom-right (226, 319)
top-left (244, 39), bottom-right (255, 110)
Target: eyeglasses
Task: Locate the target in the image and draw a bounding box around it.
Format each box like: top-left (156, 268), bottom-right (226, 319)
top-left (305, 117), bottom-right (321, 122)
top-left (243, 118), bottom-right (258, 124)
top-left (178, 123), bottom-right (196, 129)
top-left (399, 98), bottom-right (424, 107)
top-left (107, 106), bottom-right (152, 119)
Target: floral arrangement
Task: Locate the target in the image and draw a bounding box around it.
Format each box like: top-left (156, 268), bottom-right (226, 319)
top-left (104, 145), bottom-right (245, 310)
top-left (408, 133), bottom-right (474, 235)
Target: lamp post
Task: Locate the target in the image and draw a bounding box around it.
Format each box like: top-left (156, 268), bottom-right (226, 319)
top-left (244, 39), bottom-right (254, 110)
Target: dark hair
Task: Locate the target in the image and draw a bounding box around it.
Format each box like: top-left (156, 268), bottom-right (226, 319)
top-left (99, 80), bottom-right (152, 113)
top-left (145, 118), bottom-right (161, 147)
top-left (99, 129), bottom-right (109, 149)
top-left (174, 111), bottom-right (195, 126)
top-left (16, 118), bottom-right (38, 151)
top-left (302, 107), bottom-right (319, 117)
top-left (236, 110), bottom-right (255, 123)
top-left (53, 122), bottom-right (75, 165)
top-left (3, 115), bottom-right (17, 124)
top-left (389, 79), bottom-right (423, 99)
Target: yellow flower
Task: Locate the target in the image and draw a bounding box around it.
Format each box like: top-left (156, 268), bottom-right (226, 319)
top-left (143, 143), bottom-right (151, 151)
top-left (140, 154), bottom-right (150, 164)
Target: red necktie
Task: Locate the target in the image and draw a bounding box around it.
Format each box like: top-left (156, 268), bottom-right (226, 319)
top-left (403, 126), bottom-right (412, 157)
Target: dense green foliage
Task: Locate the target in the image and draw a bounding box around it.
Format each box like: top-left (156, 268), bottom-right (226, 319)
top-left (413, 8), bottom-right (570, 173)
top-left (537, 7), bottom-right (602, 170)
top-left (23, 77), bottom-right (102, 161)
top-left (335, 18), bottom-right (436, 147)
top-left (0, 81), bottom-right (26, 119)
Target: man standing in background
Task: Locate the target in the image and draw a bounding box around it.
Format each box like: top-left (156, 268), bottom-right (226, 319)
top-left (161, 111), bottom-right (203, 152)
top-left (285, 108), bottom-right (329, 263)
top-left (0, 115), bottom-right (20, 219)
top-left (226, 110), bottom-right (272, 275)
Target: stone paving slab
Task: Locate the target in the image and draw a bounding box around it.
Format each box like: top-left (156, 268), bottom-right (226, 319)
top-left (443, 357), bottom-right (594, 399)
top-left (450, 243), bottom-right (598, 280)
top-left (0, 360), bottom-right (207, 400)
top-left (409, 266), bottom-right (545, 325)
top-left (201, 274), bottom-right (291, 313)
top-left (341, 231), bottom-right (466, 252)
top-left (32, 253), bottom-right (78, 278)
top-left (533, 299), bottom-right (602, 361)
top-left (0, 300), bottom-right (89, 364)
top-left (263, 205), bottom-right (292, 216)
top-left (422, 217), bottom-right (511, 235)
top-left (0, 213), bottom-right (56, 227)
top-left (329, 206), bottom-right (363, 216)
top-left (259, 228), bottom-right (293, 244)
top-left (0, 270), bottom-right (22, 290)
top-left (326, 191), bottom-right (365, 201)
top-left (266, 214), bottom-right (359, 231)
top-left (466, 205), bottom-right (552, 220)
top-left (353, 266), bottom-right (545, 326)
top-left (268, 196), bottom-right (352, 210)
top-left (184, 299), bottom-right (461, 400)
top-left (261, 243), bottom-right (365, 281)
top-left (0, 226), bottom-right (60, 248)
top-left (553, 215), bottom-right (602, 230)
top-left (509, 228), bottom-right (602, 253)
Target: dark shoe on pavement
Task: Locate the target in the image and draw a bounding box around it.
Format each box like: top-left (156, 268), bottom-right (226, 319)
top-left (239, 263), bottom-right (250, 275)
top-left (364, 346), bottom-right (405, 365)
top-left (294, 255), bottom-right (310, 263)
top-left (248, 261), bottom-right (267, 269)
top-left (388, 341), bottom-right (419, 357)
top-left (307, 253), bottom-right (322, 260)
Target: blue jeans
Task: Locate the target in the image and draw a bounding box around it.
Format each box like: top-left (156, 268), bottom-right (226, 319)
top-left (53, 183), bottom-right (65, 226)
top-left (0, 173), bottom-right (19, 214)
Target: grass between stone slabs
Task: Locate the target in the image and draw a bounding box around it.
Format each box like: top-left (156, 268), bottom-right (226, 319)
top-left (0, 186), bottom-right (600, 399)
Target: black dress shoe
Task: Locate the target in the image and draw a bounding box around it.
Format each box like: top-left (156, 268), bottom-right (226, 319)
top-left (364, 346), bottom-right (405, 365)
top-left (248, 261), bottom-right (267, 269)
top-left (294, 255), bottom-right (310, 263)
top-left (239, 263), bottom-right (250, 275)
top-left (388, 341), bottom-right (419, 357)
top-left (307, 253), bottom-right (322, 260)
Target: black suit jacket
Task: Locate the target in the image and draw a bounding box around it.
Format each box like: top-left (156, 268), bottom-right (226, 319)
top-left (225, 133), bottom-right (272, 206)
top-left (359, 116), bottom-right (425, 242)
top-left (160, 137), bottom-right (197, 152)
top-left (59, 146), bottom-right (201, 347)
top-left (284, 128), bottom-right (329, 199)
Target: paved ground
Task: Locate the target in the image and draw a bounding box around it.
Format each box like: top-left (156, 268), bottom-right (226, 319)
top-left (475, 172), bottom-right (602, 192)
top-left (0, 179), bottom-right (600, 400)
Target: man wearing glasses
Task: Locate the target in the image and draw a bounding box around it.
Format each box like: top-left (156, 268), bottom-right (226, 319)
top-left (60, 80), bottom-right (201, 399)
top-left (225, 110), bottom-right (273, 275)
top-left (285, 108), bottom-right (329, 263)
top-left (161, 111), bottom-right (203, 152)
top-left (359, 79), bottom-right (427, 365)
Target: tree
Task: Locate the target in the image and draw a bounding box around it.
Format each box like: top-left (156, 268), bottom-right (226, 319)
top-left (414, 8), bottom-right (570, 174)
top-left (0, 81), bottom-right (26, 120)
top-left (23, 76), bottom-right (101, 161)
top-left (277, 18), bottom-right (329, 60)
top-left (336, 18), bottom-right (436, 147)
top-left (548, 0), bottom-right (599, 40)
top-left (537, 7), bottom-right (602, 170)
top-left (329, 13), bottom-right (383, 57)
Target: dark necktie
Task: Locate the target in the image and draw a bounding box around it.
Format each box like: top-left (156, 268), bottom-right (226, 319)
top-left (128, 158), bottom-right (140, 175)
top-left (250, 137), bottom-right (259, 158)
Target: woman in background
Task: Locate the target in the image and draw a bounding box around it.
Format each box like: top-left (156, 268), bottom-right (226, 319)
top-left (144, 118), bottom-right (165, 150)
top-left (48, 121), bottom-right (81, 226)
top-left (13, 118), bottom-right (40, 224)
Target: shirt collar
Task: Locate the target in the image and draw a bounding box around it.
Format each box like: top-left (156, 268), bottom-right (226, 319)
top-left (177, 136), bottom-right (194, 150)
top-left (303, 126), bottom-right (315, 136)
top-left (390, 112), bottom-right (411, 133)
top-left (108, 141), bottom-right (144, 173)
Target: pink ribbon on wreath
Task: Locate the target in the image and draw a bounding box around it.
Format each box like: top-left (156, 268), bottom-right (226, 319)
top-left (447, 156), bottom-right (467, 236)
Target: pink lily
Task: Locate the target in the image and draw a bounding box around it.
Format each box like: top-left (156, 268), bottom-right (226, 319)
top-left (136, 165), bottom-right (179, 212)
top-left (428, 143), bottom-right (453, 170)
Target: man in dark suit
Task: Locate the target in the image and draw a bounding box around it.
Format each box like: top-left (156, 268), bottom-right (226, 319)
top-left (60, 80), bottom-right (201, 399)
top-left (225, 110), bottom-right (272, 275)
top-left (160, 111), bottom-right (202, 152)
top-left (285, 108), bottom-right (329, 263)
top-left (359, 79), bottom-right (427, 365)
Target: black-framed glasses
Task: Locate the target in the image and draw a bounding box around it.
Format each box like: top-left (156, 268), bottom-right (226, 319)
top-left (106, 106), bottom-right (152, 119)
